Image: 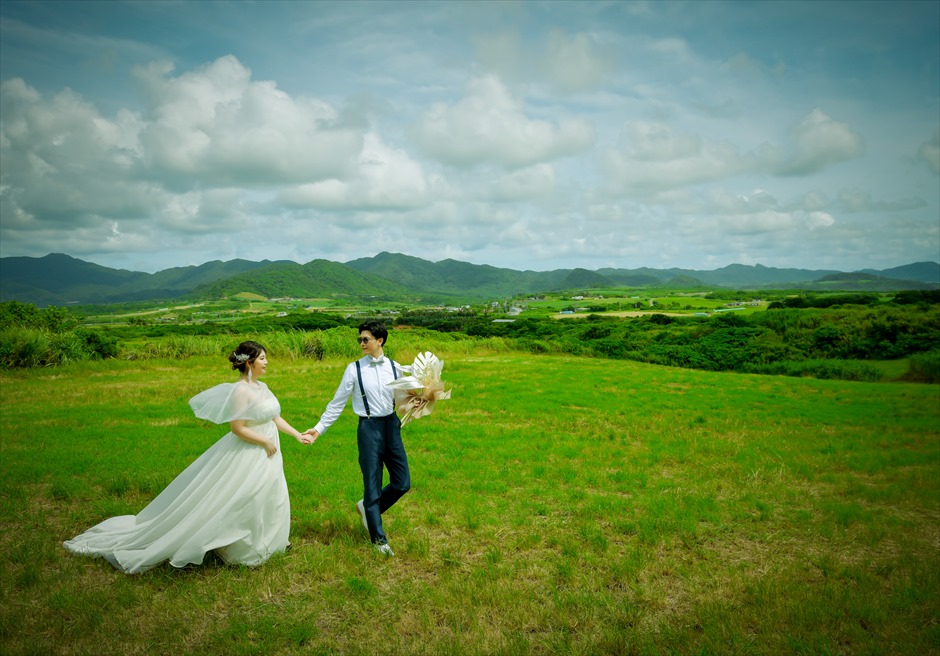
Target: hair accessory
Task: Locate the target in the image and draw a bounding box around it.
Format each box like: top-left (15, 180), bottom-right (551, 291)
top-left (234, 353), bottom-right (250, 362)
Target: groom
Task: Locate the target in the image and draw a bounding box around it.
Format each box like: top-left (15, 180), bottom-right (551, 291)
top-left (303, 320), bottom-right (410, 556)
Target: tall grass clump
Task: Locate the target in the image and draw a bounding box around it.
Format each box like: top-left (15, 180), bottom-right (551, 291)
top-left (114, 327), bottom-right (499, 365)
top-left (0, 301), bottom-right (120, 367)
top-left (906, 348), bottom-right (940, 383)
top-left (120, 334), bottom-right (233, 360)
top-left (388, 328), bottom-right (512, 361)
top-left (0, 326), bottom-right (118, 368)
top-left (743, 358), bottom-right (884, 381)
top-left (253, 330), bottom-right (324, 361)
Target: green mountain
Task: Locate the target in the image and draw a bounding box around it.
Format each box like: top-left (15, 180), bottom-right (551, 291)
top-left (346, 252), bottom-right (620, 295)
top-left (345, 252), bottom-right (550, 296)
top-left (665, 275), bottom-right (708, 288)
top-left (694, 263), bottom-right (841, 286)
top-left (860, 262), bottom-right (940, 284)
top-left (145, 259), bottom-right (279, 291)
top-left (0, 253), bottom-right (285, 305)
top-left (557, 268), bottom-right (614, 290)
top-left (192, 259), bottom-right (413, 300)
top-left (1, 252), bottom-right (938, 307)
top-left (597, 270), bottom-right (666, 286)
top-left (802, 272), bottom-right (939, 292)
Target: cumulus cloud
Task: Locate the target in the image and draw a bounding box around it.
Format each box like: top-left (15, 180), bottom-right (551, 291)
top-left (474, 29), bottom-right (615, 93)
top-left (155, 188), bottom-right (254, 234)
top-left (0, 77), bottom-right (156, 232)
top-left (694, 189), bottom-right (834, 234)
top-left (600, 120), bottom-right (754, 195)
top-left (777, 109), bottom-right (864, 176)
top-left (0, 55), bottom-right (383, 261)
top-left (134, 56), bottom-right (363, 189)
top-left (704, 188), bottom-right (779, 214)
top-left (544, 30), bottom-right (616, 92)
top-left (600, 109), bottom-right (869, 198)
top-left (487, 164), bottom-right (557, 202)
top-left (837, 188), bottom-right (926, 213)
top-left (410, 75), bottom-right (596, 168)
top-left (278, 133), bottom-right (429, 211)
top-left (801, 189), bottom-right (830, 211)
top-left (918, 128), bottom-right (940, 175)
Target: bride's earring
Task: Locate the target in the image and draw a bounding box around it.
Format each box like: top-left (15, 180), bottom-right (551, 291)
top-left (247, 365), bottom-right (253, 383)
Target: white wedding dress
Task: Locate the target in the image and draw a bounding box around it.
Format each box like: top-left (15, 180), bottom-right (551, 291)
top-left (64, 381), bottom-right (291, 574)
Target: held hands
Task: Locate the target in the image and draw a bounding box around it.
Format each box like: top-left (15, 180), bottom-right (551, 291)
top-left (299, 429), bottom-right (319, 445)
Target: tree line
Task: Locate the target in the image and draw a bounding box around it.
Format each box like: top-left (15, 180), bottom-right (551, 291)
top-left (1, 293), bottom-right (939, 382)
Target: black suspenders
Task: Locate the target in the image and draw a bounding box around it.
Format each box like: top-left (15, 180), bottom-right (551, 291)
top-left (355, 359), bottom-right (398, 419)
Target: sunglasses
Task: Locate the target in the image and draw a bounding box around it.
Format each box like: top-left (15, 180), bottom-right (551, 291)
top-left (357, 337), bottom-right (373, 344)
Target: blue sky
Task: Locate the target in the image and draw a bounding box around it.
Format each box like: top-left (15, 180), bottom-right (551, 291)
top-left (1, 0), bottom-right (937, 274)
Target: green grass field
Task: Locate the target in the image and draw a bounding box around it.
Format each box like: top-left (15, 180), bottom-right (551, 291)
top-left (1, 350), bottom-right (937, 655)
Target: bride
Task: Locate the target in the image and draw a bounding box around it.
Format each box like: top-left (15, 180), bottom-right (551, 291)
top-left (64, 341), bottom-right (307, 574)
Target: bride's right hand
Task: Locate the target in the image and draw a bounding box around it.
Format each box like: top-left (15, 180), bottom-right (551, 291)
top-left (264, 441), bottom-right (277, 458)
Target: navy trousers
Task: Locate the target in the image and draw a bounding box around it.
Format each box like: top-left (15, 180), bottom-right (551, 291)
top-left (357, 413), bottom-right (410, 544)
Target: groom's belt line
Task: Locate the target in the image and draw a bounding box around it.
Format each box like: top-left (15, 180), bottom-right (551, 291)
top-left (359, 413), bottom-right (397, 422)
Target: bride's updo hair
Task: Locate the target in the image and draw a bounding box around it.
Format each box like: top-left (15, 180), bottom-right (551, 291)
top-left (229, 341), bottom-right (265, 372)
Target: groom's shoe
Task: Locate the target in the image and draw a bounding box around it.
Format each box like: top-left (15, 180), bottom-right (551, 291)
top-left (355, 500), bottom-right (369, 532)
top-left (374, 542), bottom-right (394, 557)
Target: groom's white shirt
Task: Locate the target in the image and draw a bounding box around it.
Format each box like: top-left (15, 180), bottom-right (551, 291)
top-left (313, 355), bottom-right (400, 435)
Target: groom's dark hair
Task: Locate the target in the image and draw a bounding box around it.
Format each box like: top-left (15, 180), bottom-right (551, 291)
top-left (358, 319), bottom-right (388, 345)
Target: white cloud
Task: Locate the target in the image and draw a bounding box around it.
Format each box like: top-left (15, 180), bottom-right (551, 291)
top-left (777, 109), bottom-right (864, 176)
top-left (801, 189), bottom-right (830, 211)
top-left (837, 188), bottom-right (926, 213)
top-left (410, 75), bottom-right (596, 169)
top-left (718, 211), bottom-right (797, 236)
top-left (155, 189), bottom-right (254, 234)
top-left (134, 56), bottom-right (363, 188)
top-left (0, 77), bottom-right (155, 229)
top-left (806, 211), bottom-right (835, 229)
top-left (278, 133), bottom-right (429, 210)
top-left (918, 128), bottom-right (940, 175)
top-left (600, 109), bottom-right (870, 199)
top-left (474, 28), bottom-right (615, 93)
top-left (487, 164), bottom-right (557, 202)
top-left (600, 120), bottom-right (754, 195)
top-left (544, 30), bottom-right (616, 93)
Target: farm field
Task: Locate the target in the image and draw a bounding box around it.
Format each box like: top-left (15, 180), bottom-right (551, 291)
top-left (0, 350), bottom-right (938, 655)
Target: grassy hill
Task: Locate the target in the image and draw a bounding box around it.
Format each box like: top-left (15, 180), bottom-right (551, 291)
top-left (1, 351), bottom-right (937, 654)
top-left (805, 272), bottom-right (940, 291)
top-left (192, 259), bottom-right (414, 300)
top-left (861, 261), bottom-right (940, 283)
top-left (345, 252), bottom-right (561, 296)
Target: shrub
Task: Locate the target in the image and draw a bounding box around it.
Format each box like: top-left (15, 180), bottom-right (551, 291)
top-left (0, 327), bottom-right (118, 367)
top-left (907, 349), bottom-right (940, 383)
top-left (744, 359), bottom-right (884, 382)
top-left (75, 328), bottom-right (119, 359)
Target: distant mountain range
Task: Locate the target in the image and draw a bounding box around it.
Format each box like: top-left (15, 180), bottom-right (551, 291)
top-left (1, 252), bottom-right (938, 307)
